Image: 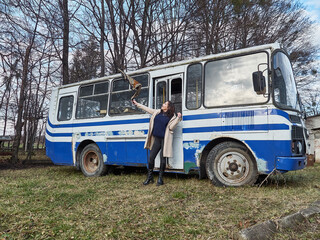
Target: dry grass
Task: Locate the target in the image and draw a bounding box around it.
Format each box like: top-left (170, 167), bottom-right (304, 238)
top-left (0, 162), bottom-right (319, 239)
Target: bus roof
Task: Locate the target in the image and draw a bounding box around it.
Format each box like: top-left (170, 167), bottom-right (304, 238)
top-left (58, 42), bottom-right (281, 90)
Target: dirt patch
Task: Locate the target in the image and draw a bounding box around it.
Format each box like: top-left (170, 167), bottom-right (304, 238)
top-left (0, 158), bottom-right (53, 170)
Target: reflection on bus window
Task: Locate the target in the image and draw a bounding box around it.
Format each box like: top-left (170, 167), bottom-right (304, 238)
top-left (187, 64), bottom-right (202, 109)
top-left (76, 81), bottom-right (109, 119)
top-left (204, 52), bottom-right (268, 107)
top-left (58, 96), bottom-right (74, 121)
top-left (109, 74), bottom-right (149, 116)
top-left (273, 52), bottom-right (300, 111)
top-left (156, 81), bottom-right (167, 109)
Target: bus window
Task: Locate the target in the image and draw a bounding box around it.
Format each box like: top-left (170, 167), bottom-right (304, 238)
top-left (76, 81), bottom-right (109, 119)
top-left (156, 81), bottom-right (167, 109)
top-left (57, 95), bottom-right (74, 121)
top-left (204, 52), bottom-right (268, 107)
top-left (186, 63), bottom-right (202, 109)
top-left (109, 74), bottom-right (149, 115)
top-left (171, 78), bottom-right (182, 114)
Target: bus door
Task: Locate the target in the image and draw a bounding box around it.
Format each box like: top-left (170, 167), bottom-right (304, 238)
top-left (154, 74), bottom-right (184, 170)
top-left (55, 91), bottom-right (76, 165)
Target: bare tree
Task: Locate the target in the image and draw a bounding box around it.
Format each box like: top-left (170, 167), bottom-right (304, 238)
top-left (41, 0), bottom-right (80, 84)
top-left (61, 0), bottom-right (70, 84)
top-left (100, 0), bottom-right (105, 76)
top-left (2, 1), bottom-right (43, 163)
top-left (1, 0), bottom-right (60, 163)
top-left (69, 37), bottom-right (101, 82)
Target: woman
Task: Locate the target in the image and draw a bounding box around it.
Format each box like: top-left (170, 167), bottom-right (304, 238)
top-left (132, 99), bottom-right (182, 186)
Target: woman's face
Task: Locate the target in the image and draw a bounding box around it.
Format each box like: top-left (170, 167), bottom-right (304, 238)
top-left (161, 101), bottom-right (169, 112)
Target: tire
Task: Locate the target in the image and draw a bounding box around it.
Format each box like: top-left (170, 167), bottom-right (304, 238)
top-left (80, 143), bottom-right (107, 177)
top-left (206, 142), bottom-right (258, 187)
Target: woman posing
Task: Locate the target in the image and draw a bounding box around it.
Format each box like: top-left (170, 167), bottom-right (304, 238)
top-left (132, 99), bottom-right (182, 186)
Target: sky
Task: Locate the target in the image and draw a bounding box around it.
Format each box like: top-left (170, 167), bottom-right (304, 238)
top-left (302, 0), bottom-right (320, 22)
top-left (301, 0), bottom-right (320, 47)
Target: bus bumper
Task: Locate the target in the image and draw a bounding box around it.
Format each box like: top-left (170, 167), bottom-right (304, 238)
top-left (276, 156), bottom-right (306, 171)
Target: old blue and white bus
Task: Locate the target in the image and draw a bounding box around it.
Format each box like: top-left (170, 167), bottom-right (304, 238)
top-left (45, 43), bottom-right (307, 186)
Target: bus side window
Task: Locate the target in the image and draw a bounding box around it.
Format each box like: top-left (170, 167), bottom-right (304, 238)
top-left (57, 95), bottom-right (74, 121)
top-left (186, 63), bottom-right (202, 109)
top-left (76, 81), bottom-right (109, 119)
top-left (156, 81), bottom-right (167, 109)
top-left (171, 78), bottom-right (182, 114)
top-left (204, 52), bottom-right (268, 107)
top-left (109, 74), bottom-right (149, 116)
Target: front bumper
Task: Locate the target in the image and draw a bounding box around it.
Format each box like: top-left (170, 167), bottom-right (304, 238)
top-left (276, 156), bottom-right (306, 171)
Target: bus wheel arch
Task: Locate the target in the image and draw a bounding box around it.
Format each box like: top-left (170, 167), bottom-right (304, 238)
top-left (76, 140), bottom-right (95, 170)
top-left (199, 137), bottom-right (236, 179)
top-left (77, 141), bottom-right (107, 176)
top-left (200, 138), bottom-right (258, 186)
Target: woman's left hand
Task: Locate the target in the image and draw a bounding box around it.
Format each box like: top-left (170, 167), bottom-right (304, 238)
top-left (177, 112), bottom-right (182, 118)
top-left (132, 99), bottom-right (138, 105)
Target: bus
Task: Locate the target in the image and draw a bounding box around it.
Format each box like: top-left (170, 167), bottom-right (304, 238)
top-left (45, 43), bottom-right (308, 187)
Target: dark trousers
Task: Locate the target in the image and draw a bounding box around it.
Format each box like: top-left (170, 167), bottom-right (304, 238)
top-left (148, 136), bottom-right (166, 170)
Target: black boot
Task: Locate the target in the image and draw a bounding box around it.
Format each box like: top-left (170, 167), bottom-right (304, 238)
top-left (157, 163), bottom-right (166, 186)
top-left (143, 169), bottom-right (154, 185)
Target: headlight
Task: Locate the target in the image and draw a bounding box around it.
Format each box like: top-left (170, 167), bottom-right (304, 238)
top-left (297, 141), bottom-right (303, 154)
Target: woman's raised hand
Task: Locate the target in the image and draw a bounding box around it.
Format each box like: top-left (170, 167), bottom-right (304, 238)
top-left (177, 112), bottom-right (182, 118)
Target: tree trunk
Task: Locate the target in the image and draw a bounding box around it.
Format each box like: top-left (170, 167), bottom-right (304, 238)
top-left (11, 45), bottom-right (32, 164)
top-left (100, 0), bottom-right (105, 77)
top-left (62, 0), bottom-right (69, 85)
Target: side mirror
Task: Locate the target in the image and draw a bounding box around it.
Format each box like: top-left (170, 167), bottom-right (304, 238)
top-left (252, 71), bottom-right (266, 94)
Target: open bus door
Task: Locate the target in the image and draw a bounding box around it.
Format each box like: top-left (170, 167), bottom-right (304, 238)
top-left (154, 74), bottom-right (184, 170)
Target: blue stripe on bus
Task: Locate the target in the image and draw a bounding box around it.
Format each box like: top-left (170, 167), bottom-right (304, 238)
top-left (268, 109), bottom-right (289, 120)
top-left (46, 123), bottom-right (289, 138)
top-left (46, 129), bottom-right (71, 137)
top-left (47, 117), bottom-right (150, 129)
top-left (183, 113), bottom-right (221, 121)
top-left (46, 129), bottom-right (148, 138)
top-left (183, 109), bottom-right (289, 121)
top-left (182, 123), bottom-right (289, 133)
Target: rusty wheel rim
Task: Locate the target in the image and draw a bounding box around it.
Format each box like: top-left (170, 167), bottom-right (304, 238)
top-left (83, 150), bottom-right (99, 173)
top-left (216, 151), bottom-right (250, 185)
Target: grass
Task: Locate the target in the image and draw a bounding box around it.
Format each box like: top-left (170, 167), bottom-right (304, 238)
top-left (0, 162), bottom-right (319, 239)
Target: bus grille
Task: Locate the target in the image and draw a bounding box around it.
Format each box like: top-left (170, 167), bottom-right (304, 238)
top-left (292, 126), bottom-right (304, 140)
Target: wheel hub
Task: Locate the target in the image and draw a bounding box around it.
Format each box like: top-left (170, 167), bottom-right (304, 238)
top-left (229, 162), bottom-right (238, 172)
top-left (84, 151), bottom-right (99, 173)
top-left (217, 152), bottom-right (250, 184)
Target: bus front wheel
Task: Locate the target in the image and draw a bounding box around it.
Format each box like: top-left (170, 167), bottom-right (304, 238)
top-left (206, 142), bottom-right (258, 187)
top-left (80, 143), bottom-right (107, 177)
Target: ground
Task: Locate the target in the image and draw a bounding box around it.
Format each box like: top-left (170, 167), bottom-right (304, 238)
top-left (0, 154), bottom-right (319, 239)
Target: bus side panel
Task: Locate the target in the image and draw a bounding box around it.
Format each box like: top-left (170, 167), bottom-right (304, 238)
top-left (181, 139), bottom-right (291, 175)
top-left (106, 141), bottom-right (126, 164)
top-left (245, 140), bottom-right (291, 174)
top-left (182, 140), bottom-right (209, 173)
top-left (126, 141), bottom-right (148, 166)
top-left (46, 139), bottom-right (73, 165)
top-left (93, 141), bottom-right (108, 164)
top-left (106, 141), bottom-right (147, 166)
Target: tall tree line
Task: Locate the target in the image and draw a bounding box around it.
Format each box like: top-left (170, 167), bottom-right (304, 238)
top-left (0, 0), bottom-right (318, 163)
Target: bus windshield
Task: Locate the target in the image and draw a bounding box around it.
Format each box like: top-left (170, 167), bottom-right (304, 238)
top-left (273, 52), bottom-right (301, 112)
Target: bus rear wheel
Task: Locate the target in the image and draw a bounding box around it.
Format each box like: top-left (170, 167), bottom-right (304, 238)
top-left (80, 143), bottom-right (106, 177)
top-left (206, 142), bottom-right (258, 187)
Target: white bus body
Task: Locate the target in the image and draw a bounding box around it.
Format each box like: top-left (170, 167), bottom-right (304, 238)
top-left (46, 43), bottom-right (307, 186)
